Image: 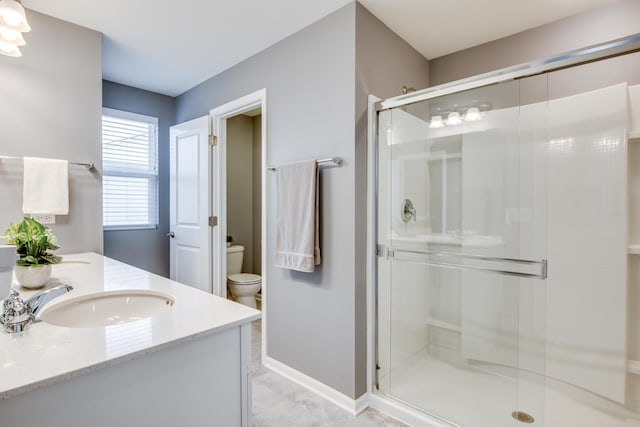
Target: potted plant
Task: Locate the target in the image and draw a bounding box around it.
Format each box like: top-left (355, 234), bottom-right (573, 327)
top-left (2, 217), bottom-right (62, 289)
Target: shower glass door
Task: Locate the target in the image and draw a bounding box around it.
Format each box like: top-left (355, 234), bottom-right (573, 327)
top-left (376, 79), bottom-right (548, 426)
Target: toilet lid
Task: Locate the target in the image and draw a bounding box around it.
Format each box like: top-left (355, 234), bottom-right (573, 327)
top-left (228, 273), bottom-right (261, 285)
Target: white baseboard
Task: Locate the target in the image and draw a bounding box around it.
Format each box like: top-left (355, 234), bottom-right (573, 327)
top-left (263, 356), bottom-right (369, 416)
top-left (368, 393), bottom-right (452, 427)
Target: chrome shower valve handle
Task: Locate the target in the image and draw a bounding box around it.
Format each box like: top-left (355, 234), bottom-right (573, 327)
top-left (401, 199), bottom-right (416, 222)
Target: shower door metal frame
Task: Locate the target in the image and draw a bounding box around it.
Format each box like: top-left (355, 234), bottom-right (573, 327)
top-left (375, 34), bottom-right (640, 113)
top-left (368, 32), bottom-right (640, 423)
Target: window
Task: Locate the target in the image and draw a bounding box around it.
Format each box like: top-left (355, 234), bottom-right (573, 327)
top-left (102, 108), bottom-right (159, 230)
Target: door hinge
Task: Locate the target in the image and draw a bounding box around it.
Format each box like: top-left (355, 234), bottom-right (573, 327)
top-left (375, 244), bottom-right (384, 257)
top-left (209, 134), bottom-right (217, 146)
top-left (209, 216), bottom-right (218, 227)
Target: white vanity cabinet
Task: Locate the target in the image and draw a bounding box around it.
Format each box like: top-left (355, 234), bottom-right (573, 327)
top-left (0, 253), bottom-right (260, 427)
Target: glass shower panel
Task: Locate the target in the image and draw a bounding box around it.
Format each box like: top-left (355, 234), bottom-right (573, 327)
top-left (376, 80), bottom-right (548, 426)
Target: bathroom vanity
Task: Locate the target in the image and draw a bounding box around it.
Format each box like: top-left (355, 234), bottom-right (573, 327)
top-left (0, 253), bottom-right (261, 427)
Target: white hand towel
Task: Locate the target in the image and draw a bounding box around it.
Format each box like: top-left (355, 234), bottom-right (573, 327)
top-left (275, 161), bottom-right (321, 272)
top-left (22, 157), bottom-right (69, 215)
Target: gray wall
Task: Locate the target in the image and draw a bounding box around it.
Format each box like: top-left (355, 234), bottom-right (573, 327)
top-left (177, 4), bottom-right (359, 397)
top-left (176, 1), bottom-right (431, 399)
top-left (102, 80), bottom-right (176, 277)
top-left (354, 2), bottom-right (430, 396)
top-left (0, 10), bottom-right (102, 255)
top-left (429, 0), bottom-right (640, 86)
top-left (252, 115), bottom-right (262, 275)
top-left (227, 114), bottom-right (262, 275)
top-left (227, 115), bottom-right (255, 272)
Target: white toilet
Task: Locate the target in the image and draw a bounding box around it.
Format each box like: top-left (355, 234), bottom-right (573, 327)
top-left (226, 244), bottom-right (261, 308)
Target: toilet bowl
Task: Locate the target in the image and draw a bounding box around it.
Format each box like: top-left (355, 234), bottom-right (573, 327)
top-left (226, 245), bottom-right (261, 309)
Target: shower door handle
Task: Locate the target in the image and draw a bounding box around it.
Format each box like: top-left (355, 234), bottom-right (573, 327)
top-left (384, 246), bottom-right (547, 280)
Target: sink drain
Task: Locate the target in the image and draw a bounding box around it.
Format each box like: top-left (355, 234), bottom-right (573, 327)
top-left (512, 411), bottom-right (535, 423)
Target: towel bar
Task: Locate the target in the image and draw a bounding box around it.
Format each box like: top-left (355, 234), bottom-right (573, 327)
top-left (0, 156), bottom-right (95, 170)
top-left (267, 157), bottom-right (343, 171)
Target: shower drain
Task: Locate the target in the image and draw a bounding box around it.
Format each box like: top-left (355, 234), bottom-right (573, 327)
top-left (511, 411), bottom-right (535, 423)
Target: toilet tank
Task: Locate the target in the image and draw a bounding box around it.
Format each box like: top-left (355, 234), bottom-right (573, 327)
top-left (226, 245), bottom-right (244, 275)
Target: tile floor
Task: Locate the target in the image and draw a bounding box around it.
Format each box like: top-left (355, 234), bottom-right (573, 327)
top-left (250, 320), bottom-right (407, 427)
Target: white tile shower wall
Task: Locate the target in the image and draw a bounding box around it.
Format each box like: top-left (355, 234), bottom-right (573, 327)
top-left (426, 265), bottom-right (461, 328)
top-left (546, 83), bottom-right (628, 404)
top-left (389, 109), bottom-right (430, 236)
top-left (389, 260), bottom-right (428, 373)
top-left (426, 326), bottom-right (463, 366)
top-left (517, 100), bottom-right (549, 377)
top-left (460, 106), bottom-right (522, 368)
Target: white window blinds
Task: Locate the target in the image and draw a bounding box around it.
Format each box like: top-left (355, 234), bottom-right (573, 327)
top-left (102, 108), bottom-right (159, 230)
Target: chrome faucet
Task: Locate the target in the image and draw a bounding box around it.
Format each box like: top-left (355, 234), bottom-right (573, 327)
top-left (1, 284), bottom-right (73, 333)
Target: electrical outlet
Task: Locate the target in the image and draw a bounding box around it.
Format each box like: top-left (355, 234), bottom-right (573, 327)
top-left (31, 214), bottom-right (56, 224)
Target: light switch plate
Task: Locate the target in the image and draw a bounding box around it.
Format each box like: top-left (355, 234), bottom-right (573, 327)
top-left (31, 214), bottom-right (55, 224)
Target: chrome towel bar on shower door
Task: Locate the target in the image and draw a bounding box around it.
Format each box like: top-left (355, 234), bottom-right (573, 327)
top-left (383, 246), bottom-right (548, 280)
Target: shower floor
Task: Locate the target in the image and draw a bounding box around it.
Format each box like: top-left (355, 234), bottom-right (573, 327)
top-left (383, 352), bottom-right (640, 427)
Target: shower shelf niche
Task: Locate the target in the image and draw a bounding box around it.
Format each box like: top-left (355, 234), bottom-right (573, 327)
top-left (628, 245), bottom-right (640, 255)
top-left (628, 360), bottom-right (640, 375)
top-left (425, 317), bottom-right (461, 333)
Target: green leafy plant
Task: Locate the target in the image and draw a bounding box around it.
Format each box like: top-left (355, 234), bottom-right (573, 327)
top-left (2, 218), bottom-right (62, 267)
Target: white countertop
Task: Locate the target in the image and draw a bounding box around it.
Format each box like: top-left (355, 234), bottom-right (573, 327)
top-left (0, 253), bottom-right (261, 400)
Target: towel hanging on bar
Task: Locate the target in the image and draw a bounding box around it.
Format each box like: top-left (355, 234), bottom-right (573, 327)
top-left (22, 157), bottom-right (69, 215)
top-left (274, 161), bottom-right (321, 272)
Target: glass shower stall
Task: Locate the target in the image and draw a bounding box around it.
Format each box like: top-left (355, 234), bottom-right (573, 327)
top-left (374, 69), bottom-right (635, 426)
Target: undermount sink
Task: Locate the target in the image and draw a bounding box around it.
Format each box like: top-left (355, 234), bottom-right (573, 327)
top-left (39, 290), bottom-right (174, 328)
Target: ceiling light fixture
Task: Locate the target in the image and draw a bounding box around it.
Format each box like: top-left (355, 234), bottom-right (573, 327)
top-left (0, 25), bottom-right (24, 44)
top-left (0, 0), bottom-right (29, 31)
top-left (429, 115), bottom-right (444, 128)
top-left (0, 39), bottom-right (20, 56)
top-left (446, 111), bottom-right (462, 126)
top-left (464, 107), bottom-right (481, 121)
top-left (428, 102), bottom-right (490, 128)
top-left (0, 0), bottom-right (29, 57)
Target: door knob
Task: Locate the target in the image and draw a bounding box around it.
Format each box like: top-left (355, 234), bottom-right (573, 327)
top-left (166, 232), bottom-right (175, 238)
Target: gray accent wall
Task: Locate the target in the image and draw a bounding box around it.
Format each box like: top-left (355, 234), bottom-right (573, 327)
top-left (0, 10), bottom-right (102, 255)
top-left (354, 2), bottom-right (430, 396)
top-left (177, 4), bottom-right (359, 397)
top-left (429, 0), bottom-right (640, 86)
top-left (102, 80), bottom-right (176, 277)
top-left (176, 1), bottom-right (430, 399)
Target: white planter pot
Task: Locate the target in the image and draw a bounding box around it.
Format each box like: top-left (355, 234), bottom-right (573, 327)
top-left (14, 264), bottom-right (52, 289)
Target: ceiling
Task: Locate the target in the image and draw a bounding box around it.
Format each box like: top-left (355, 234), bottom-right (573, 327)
top-left (22, 0), bottom-right (618, 97)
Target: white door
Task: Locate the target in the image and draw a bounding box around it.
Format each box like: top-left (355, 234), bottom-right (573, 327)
top-left (169, 116), bottom-right (211, 292)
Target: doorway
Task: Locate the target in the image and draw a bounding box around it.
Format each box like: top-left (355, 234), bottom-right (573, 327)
top-left (169, 89), bottom-right (268, 365)
top-left (209, 89), bottom-right (268, 361)
top-left (225, 109), bottom-right (263, 309)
